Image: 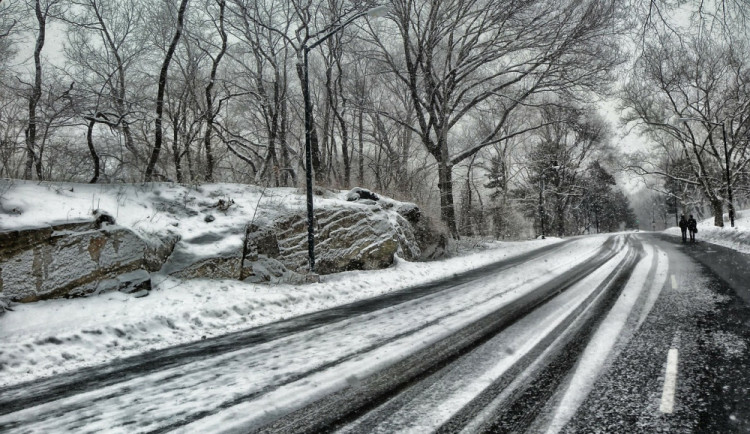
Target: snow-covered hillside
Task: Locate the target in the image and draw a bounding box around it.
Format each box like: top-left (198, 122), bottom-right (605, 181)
top-left (0, 179), bottom-right (565, 387)
top-left (1, 180), bottom-right (359, 259)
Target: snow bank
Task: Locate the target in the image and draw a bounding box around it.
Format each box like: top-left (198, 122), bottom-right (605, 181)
top-left (663, 209), bottom-right (750, 254)
top-left (0, 237), bottom-right (562, 388)
top-left (0, 179), bottom-right (566, 387)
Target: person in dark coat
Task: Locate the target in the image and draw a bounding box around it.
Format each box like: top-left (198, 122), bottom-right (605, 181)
top-left (678, 215), bottom-right (688, 242)
top-left (687, 214), bottom-right (698, 242)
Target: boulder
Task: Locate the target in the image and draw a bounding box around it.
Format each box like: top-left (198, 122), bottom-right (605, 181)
top-left (143, 232), bottom-right (181, 272)
top-left (93, 269), bottom-right (151, 295)
top-left (242, 255), bottom-right (307, 284)
top-left (346, 187), bottom-right (379, 202)
top-left (0, 221), bottom-right (146, 302)
top-left (0, 295), bottom-right (11, 315)
top-left (158, 227), bottom-right (250, 280)
top-left (253, 205), bottom-right (421, 275)
top-left (243, 224), bottom-right (280, 262)
top-left (92, 209), bottom-right (116, 228)
top-left (396, 203), bottom-right (421, 225)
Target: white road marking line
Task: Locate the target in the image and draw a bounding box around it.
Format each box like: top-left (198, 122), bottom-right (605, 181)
top-left (660, 348), bottom-right (679, 414)
top-left (671, 274), bottom-right (678, 290)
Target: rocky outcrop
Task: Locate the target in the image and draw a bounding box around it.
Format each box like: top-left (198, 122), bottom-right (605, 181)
top-left (0, 221), bottom-right (147, 302)
top-left (247, 203), bottom-right (421, 275)
top-left (0, 188), bottom-right (443, 302)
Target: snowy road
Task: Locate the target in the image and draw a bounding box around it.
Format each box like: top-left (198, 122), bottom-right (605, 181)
top-left (1, 233), bottom-right (749, 433)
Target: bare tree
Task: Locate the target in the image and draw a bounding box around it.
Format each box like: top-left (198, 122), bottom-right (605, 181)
top-left (21, 0), bottom-right (64, 180)
top-left (198, 0), bottom-right (228, 182)
top-left (64, 0), bottom-right (150, 180)
top-left (230, 0), bottom-right (297, 187)
top-left (622, 29), bottom-right (750, 226)
top-left (369, 0), bottom-right (622, 237)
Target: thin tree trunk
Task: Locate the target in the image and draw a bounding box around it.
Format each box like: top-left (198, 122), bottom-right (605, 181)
top-left (357, 107), bottom-right (364, 185)
top-left (280, 96), bottom-right (295, 186)
top-left (87, 118), bottom-right (100, 183)
top-left (172, 111), bottom-right (183, 183)
top-left (144, 0), bottom-right (190, 182)
top-left (331, 55), bottom-right (350, 188)
top-left (25, 0), bottom-right (46, 180)
top-left (202, 0), bottom-right (226, 183)
top-left (320, 90), bottom-right (331, 183)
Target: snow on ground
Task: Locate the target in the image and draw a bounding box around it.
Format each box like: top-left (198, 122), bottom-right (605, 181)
top-left (663, 209), bottom-right (750, 254)
top-left (0, 239), bottom-right (562, 388)
top-left (0, 180), bottom-right (375, 260)
top-left (0, 235), bottom-right (613, 433)
top-left (0, 180), bottom-right (565, 388)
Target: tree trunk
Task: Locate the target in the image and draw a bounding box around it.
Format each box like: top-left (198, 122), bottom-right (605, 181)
top-left (172, 115), bottom-right (183, 183)
top-left (437, 161), bottom-right (459, 238)
top-left (357, 107), bottom-right (364, 185)
top-left (25, 0), bottom-right (46, 180)
top-left (711, 199), bottom-right (724, 227)
top-left (202, 0), bottom-right (226, 183)
top-left (87, 118), bottom-right (100, 183)
top-left (144, 0), bottom-right (189, 182)
top-left (280, 97), bottom-right (295, 186)
top-left (556, 199), bottom-right (565, 236)
top-left (320, 91), bottom-right (331, 183)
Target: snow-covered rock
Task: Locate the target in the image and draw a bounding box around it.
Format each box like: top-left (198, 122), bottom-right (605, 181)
top-left (0, 181), bottom-right (440, 299)
top-left (0, 221), bottom-right (146, 302)
top-left (250, 203), bottom-right (421, 275)
top-left (143, 232), bottom-right (181, 272)
top-left (346, 187), bottom-right (380, 202)
top-left (0, 295), bottom-right (11, 315)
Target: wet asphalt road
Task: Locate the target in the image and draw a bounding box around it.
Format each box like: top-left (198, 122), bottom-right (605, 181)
top-left (1, 234), bottom-right (749, 433)
top-left (299, 233), bottom-right (750, 433)
top-left (553, 234), bottom-right (750, 434)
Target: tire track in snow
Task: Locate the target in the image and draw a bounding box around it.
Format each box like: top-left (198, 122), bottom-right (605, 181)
top-left (337, 238), bottom-right (638, 433)
top-left (225, 237), bottom-right (627, 433)
top-left (542, 242), bottom-right (668, 434)
top-left (0, 239), bottom-right (578, 416)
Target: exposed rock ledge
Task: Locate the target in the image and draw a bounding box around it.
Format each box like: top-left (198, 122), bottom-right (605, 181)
top-left (0, 221), bottom-right (146, 302)
top-left (0, 189), bottom-right (443, 303)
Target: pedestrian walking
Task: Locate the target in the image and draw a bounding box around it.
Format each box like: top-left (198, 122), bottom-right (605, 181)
top-left (688, 214), bottom-right (698, 242)
top-left (678, 215), bottom-right (688, 242)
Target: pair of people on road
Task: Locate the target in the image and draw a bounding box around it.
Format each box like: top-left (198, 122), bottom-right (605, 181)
top-left (678, 214), bottom-right (698, 242)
